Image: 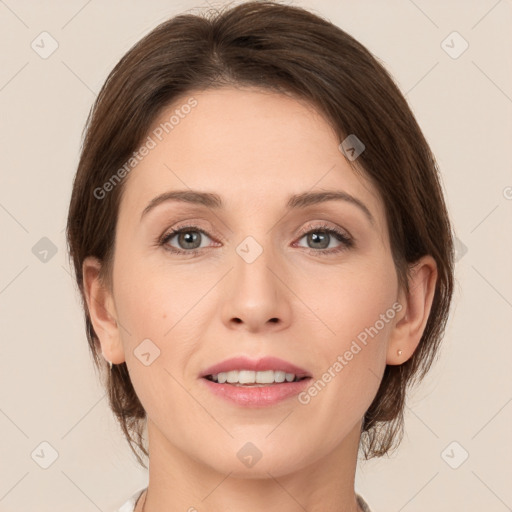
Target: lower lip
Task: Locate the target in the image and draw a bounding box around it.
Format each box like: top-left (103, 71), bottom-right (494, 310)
top-left (200, 377), bottom-right (312, 407)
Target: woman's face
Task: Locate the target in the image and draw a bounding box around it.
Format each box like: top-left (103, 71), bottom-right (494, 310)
top-left (108, 86), bottom-right (403, 476)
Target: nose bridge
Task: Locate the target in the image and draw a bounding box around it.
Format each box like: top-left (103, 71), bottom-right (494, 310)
top-left (220, 230), bottom-right (291, 330)
top-left (234, 232), bottom-right (278, 299)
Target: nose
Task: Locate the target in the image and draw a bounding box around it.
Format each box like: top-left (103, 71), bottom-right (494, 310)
top-left (220, 238), bottom-right (292, 333)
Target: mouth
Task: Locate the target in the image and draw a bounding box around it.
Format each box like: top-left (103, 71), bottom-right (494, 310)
top-left (203, 370), bottom-right (311, 386)
top-left (199, 356), bottom-right (313, 406)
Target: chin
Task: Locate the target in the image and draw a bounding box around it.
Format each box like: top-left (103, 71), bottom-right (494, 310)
top-left (204, 448), bottom-right (307, 479)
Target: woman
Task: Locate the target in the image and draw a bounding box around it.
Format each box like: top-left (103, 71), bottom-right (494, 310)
top-left (66, 2), bottom-right (454, 511)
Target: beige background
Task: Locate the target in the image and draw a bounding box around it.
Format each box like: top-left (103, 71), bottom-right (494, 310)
top-left (1, 0), bottom-right (511, 511)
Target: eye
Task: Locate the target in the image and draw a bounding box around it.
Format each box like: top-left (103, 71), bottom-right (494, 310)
top-left (159, 225), bottom-right (216, 255)
top-left (294, 223), bottom-right (354, 255)
top-left (157, 222), bottom-right (354, 257)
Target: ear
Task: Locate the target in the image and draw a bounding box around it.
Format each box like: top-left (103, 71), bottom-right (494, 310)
top-left (82, 256), bottom-right (125, 365)
top-left (387, 255), bottom-right (438, 365)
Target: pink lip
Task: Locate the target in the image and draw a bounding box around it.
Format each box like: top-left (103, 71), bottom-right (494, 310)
top-left (199, 356), bottom-right (311, 379)
top-left (199, 356), bottom-right (312, 407)
top-left (200, 377), bottom-right (312, 407)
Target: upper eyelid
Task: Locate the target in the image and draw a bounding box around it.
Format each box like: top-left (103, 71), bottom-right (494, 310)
top-left (165, 220), bottom-right (349, 235)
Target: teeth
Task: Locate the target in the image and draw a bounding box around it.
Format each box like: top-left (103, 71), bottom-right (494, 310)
top-left (210, 370), bottom-right (300, 385)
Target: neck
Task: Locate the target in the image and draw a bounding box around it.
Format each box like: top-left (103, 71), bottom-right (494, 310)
top-left (136, 418), bottom-right (365, 512)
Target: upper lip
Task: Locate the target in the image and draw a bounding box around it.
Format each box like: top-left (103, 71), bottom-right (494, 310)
top-left (200, 356), bottom-right (311, 378)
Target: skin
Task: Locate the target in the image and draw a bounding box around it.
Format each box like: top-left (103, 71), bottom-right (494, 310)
top-left (83, 86), bottom-right (437, 512)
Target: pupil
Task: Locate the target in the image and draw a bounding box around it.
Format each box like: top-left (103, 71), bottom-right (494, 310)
top-left (309, 231), bottom-right (328, 249)
top-left (180, 231), bottom-right (200, 249)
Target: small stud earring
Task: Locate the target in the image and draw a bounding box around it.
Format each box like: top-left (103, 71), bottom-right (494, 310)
top-left (108, 360), bottom-right (113, 370)
top-left (397, 349), bottom-right (403, 356)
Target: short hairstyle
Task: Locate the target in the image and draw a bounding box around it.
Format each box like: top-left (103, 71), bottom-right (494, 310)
top-left (66, 0), bottom-right (455, 468)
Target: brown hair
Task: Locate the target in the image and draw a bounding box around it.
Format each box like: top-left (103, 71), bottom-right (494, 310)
top-left (66, 0), bottom-right (454, 468)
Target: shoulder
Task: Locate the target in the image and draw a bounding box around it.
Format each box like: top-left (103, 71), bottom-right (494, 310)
top-left (356, 493), bottom-right (373, 512)
top-left (116, 487), bottom-right (146, 512)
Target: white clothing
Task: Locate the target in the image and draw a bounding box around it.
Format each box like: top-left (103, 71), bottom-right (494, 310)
top-left (117, 487), bottom-right (373, 511)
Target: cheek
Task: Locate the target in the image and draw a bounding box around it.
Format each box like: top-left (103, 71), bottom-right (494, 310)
top-left (308, 256), bottom-right (397, 335)
top-left (301, 257), bottom-right (398, 388)
top-left (111, 255), bottom-right (200, 414)
top-left (112, 246), bottom-right (179, 327)
top-left (114, 273), bottom-right (164, 334)
top-left (112, 250), bottom-right (213, 363)
top-left (294, 264), bottom-right (397, 434)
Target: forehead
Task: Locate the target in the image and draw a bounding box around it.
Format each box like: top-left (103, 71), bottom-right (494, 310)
top-left (118, 86), bottom-right (385, 227)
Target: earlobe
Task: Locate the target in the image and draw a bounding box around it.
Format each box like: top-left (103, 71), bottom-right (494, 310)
top-left (386, 255), bottom-right (438, 365)
top-left (82, 256), bottom-right (125, 365)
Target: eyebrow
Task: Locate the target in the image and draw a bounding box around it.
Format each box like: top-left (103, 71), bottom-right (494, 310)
top-left (140, 189), bottom-right (374, 225)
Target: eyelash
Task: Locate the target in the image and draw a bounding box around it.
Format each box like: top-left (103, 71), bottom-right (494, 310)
top-left (157, 222), bottom-right (354, 257)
